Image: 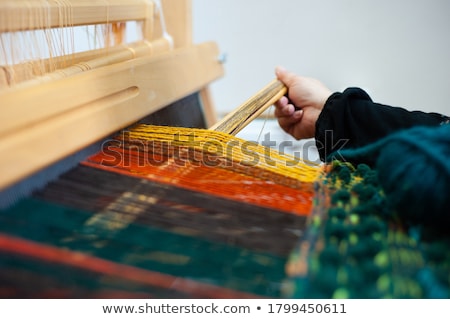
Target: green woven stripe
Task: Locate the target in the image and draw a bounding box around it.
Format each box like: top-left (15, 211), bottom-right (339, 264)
top-left (35, 164), bottom-right (307, 257)
top-left (0, 253), bottom-right (192, 298)
top-left (285, 162), bottom-right (450, 299)
top-left (1, 198), bottom-right (286, 297)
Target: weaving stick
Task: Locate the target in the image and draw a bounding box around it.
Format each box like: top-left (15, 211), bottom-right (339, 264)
top-left (209, 79), bottom-right (287, 135)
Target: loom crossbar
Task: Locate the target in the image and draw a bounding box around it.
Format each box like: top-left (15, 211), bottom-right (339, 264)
top-left (0, 0), bottom-right (154, 33)
top-left (0, 42), bottom-right (224, 190)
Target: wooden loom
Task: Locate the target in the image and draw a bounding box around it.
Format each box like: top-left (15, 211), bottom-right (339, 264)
top-left (0, 0), bottom-right (290, 193)
top-left (3, 1), bottom-right (447, 300)
top-left (0, 0), bottom-right (315, 298)
top-left (0, 0), bottom-right (223, 191)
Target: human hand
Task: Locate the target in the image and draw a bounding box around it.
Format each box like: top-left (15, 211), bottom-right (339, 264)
top-left (274, 66), bottom-right (332, 140)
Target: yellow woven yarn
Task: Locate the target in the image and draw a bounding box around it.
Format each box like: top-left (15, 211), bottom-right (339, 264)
top-left (125, 124), bottom-right (321, 184)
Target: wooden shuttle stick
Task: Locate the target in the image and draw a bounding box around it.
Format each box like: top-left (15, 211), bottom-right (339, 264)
top-left (209, 79), bottom-right (287, 135)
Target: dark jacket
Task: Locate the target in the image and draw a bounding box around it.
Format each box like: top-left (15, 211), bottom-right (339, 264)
top-left (315, 88), bottom-right (449, 164)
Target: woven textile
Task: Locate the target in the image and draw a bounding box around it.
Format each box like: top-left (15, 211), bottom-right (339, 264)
top-left (2, 125), bottom-right (448, 298)
top-left (0, 125), bottom-right (317, 298)
top-left (284, 162), bottom-right (450, 298)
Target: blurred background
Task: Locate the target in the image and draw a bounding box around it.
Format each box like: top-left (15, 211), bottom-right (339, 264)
top-left (192, 0), bottom-right (450, 160)
top-left (193, 0), bottom-right (450, 116)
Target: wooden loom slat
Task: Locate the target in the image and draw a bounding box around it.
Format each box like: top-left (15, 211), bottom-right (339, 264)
top-left (157, 0), bottom-right (217, 126)
top-left (0, 41), bottom-right (224, 190)
top-left (161, 0), bottom-right (192, 49)
top-left (0, 40), bottom-right (172, 135)
top-left (0, 0), bottom-right (154, 32)
top-left (0, 38), bottom-right (171, 86)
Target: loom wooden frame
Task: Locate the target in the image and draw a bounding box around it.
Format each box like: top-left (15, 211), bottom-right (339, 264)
top-left (0, 0), bottom-right (154, 36)
top-left (0, 0), bottom-right (224, 190)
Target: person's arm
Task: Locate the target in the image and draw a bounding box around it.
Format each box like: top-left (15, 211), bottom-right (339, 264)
top-left (274, 67), bottom-right (449, 163)
top-left (316, 88), bottom-right (449, 162)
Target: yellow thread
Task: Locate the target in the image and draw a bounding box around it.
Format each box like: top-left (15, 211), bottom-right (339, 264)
top-left (124, 124), bottom-right (322, 184)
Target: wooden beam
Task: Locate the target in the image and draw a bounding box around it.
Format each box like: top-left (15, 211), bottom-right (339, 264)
top-left (1, 38), bottom-right (171, 86)
top-left (161, 0), bottom-right (192, 48)
top-left (0, 41), bottom-right (224, 190)
top-left (0, 0), bottom-right (154, 32)
top-left (0, 39), bottom-right (172, 135)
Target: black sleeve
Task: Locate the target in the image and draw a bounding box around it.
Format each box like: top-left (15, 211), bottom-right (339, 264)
top-left (315, 87), bottom-right (449, 162)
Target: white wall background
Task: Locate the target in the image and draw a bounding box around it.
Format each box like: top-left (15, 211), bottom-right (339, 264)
top-left (192, 0), bottom-right (450, 116)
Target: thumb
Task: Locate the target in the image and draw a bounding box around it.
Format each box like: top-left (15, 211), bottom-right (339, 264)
top-left (275, 66), bottom-right (297, 87)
